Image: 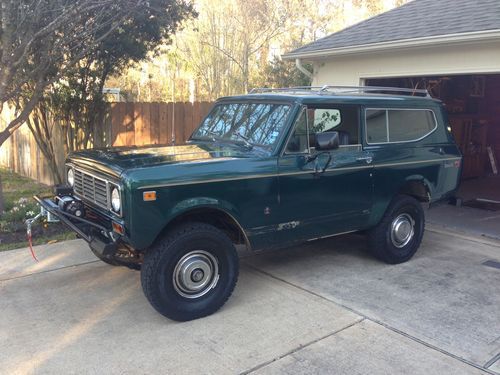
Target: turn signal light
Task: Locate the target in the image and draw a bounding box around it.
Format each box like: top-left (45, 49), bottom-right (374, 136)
top-left (112, 222), bottom-right (125, 235)
top-left (143, 191), bottom-right (157, 201)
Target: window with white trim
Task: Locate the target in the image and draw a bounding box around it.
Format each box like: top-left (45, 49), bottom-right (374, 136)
top-left (366, 109), bottom-right (437, 144)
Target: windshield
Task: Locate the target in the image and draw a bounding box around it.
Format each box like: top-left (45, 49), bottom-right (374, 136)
top-left (191, 102), bottom-right (292, 148)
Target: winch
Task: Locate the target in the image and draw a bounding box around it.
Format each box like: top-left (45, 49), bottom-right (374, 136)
top-left (56, 196), bottom-right (85, 218)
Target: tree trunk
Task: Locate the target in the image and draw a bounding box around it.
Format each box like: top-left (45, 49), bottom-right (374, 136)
top-left (0, 128), bottom-right (11, 148)
top-left (0, 87), bottom-right (42, 148)
top-left (0, 174), bottom-right (4, 214)
top-left (47, 156), bottom-right (62, 184)
top-left (26, 113), bottom-right (63, 185)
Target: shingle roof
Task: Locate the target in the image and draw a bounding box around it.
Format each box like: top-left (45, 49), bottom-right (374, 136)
top-left (286, 0), bottom-right (500, 57)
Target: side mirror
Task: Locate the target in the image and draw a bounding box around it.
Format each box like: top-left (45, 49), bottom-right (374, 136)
top-left (315, 131), bottom-right (339, 151)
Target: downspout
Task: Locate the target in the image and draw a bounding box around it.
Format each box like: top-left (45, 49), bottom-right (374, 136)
top-left (295, 58), bottom-right (313, 79)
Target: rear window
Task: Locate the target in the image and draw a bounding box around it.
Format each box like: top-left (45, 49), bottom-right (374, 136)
top-left (366, 109), bottom-right (437, 144)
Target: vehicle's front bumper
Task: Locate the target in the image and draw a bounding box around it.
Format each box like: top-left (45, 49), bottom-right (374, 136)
top-left (34, 195), bottom-right (118, 259)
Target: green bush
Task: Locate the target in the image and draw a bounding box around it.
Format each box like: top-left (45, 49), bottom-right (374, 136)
top-left (0, 197), bottom-right (40, 232)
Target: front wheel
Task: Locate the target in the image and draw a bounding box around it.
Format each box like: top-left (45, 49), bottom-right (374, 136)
top-left (141, 222), bottom-right (239, 321)
top-left (368, 195), bottom-right (425, 264)
top-left (89, 246), bottom-right (141, 270)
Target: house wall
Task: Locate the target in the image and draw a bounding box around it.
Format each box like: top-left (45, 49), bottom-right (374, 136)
top-left (310, 40), bottom-right (500, 85)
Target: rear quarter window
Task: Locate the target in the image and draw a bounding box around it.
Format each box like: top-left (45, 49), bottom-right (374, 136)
top-left (366, 109), bottom-right (388, 143)
top-left (366, 109), bottom-right (437, 144)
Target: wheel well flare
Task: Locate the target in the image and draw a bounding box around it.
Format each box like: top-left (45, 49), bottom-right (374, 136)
top-left (163, 208), bottom-right (249, 249)
top-left (399, 181), bottom-right (430, 202)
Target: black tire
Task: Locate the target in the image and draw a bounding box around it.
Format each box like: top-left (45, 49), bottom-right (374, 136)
top-left (141, 222), bottom-right (239, 321)
top-left (368, 195), bottom-right (425, 264)
top-left (97, 255), bottom-right (120, 266)
top-left (89, 246), bottom-right (120, 266)
top-left (89, 246), bottom-right (141, 270)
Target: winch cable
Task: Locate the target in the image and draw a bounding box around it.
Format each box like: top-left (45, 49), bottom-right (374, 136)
top-left (27, 231), bottom-right (39, 262)
top-left (25, 213), bottom-right (42, 263)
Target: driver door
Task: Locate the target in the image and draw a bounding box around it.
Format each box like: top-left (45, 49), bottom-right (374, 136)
top-left (277, 104), bottom-right (373, 243)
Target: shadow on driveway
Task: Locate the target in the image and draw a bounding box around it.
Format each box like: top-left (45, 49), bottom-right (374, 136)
top-left (0, 229), bottom-right (498, 374)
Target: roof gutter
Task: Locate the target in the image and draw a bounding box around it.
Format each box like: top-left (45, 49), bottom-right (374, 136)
top-left (282, 29), bottom-right (500, 60)
top-left (295, 58), bottom-right (313, 78)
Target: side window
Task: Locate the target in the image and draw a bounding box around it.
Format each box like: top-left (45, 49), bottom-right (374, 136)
top-left (366, 109), bottom-right (388, 143)
top-left (366, 109), bottom-right (437, 144)
top-left (286, 106), bottom-right (360, 153)
top-left (388, 110), bottom-right (436, 142)
top-left (311, 109), bottom-right (341, 132)
top-left (285, 109), bottom-right (308, 153)
top-left (310, 106), bottom-right (360, 148)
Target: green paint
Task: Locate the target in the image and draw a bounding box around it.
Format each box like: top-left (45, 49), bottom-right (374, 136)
top-left (66, 93), bottom-right (461, 251)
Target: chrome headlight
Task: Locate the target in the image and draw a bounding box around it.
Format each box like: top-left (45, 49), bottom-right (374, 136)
top-left (67, 168), bottom-right (74, 187)
top-left (111, 187), bottom-right (121, 213)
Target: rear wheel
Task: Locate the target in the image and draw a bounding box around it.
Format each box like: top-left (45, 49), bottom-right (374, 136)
top-left (141, 222), bottom-right (239, 321)
top-left (368, 195), bottom-right (425, 264)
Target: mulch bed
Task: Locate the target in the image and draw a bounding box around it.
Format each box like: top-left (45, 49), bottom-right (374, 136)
top-left (0, 224), bottom-right (69, 246)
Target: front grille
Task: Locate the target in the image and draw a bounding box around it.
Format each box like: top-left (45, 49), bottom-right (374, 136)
top-left (73, 169), bottom-right (109, 210)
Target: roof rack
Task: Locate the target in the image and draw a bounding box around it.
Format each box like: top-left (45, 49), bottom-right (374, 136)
top-left (249, 86), bottom-right (325, 94)
top-left (249, 85), bottom-right (431, 97)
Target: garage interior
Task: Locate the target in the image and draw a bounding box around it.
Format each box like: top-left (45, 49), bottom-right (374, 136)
top-left (367, 75), bottom-right (500, 238)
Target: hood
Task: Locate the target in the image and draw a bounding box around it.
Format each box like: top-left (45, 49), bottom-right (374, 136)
top-left (68, 142), bottom-right (263, 177)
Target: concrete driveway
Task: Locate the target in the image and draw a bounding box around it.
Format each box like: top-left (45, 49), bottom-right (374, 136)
top-left (0, 228), bottom-right (499, 374)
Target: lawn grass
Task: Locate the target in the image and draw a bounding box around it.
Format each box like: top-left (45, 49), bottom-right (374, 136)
top-left (0, 167), bottom-right (75, 251)
top-left (1, 167), bottom-right (52, 208)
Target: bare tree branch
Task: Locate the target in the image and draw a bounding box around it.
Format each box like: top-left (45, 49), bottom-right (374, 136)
top-left (0, 0), bottom-right (158, 148)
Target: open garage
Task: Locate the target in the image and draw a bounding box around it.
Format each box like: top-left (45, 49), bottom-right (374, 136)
top-left (283, 0), bottom-right (500, 236)
top-left (366, 74), bottom-right (500, 203)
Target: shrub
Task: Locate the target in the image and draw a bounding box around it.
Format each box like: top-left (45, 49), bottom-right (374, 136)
top-left (0, 197), bottom-right (39, 232)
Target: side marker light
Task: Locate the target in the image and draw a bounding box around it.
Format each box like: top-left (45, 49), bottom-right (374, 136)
top-left (143, 191), bottom-right (157, 201)
top-left (112, 222), bottom-right (125, 235)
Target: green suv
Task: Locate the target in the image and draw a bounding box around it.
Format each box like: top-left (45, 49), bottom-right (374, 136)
top-left (36, 86), bottom-right (462, 321)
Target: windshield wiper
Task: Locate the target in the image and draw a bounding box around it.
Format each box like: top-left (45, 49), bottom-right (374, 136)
top-left (191, 130), bottom-right (219, 142)
top-left (231, 132), bottom-right (254, 149)
top-left (193, 129), bottom-right (255, 149)
top-left (205, 130), bottom-right (220, 142)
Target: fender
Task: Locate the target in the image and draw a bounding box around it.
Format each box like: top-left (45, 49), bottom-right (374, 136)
top-left (169, 196), bottom-right (242, 221)
top-left (369, 174), bottom-right (432, 227)
top-left (157, 197), bottom-right (251, 249)
top-left (404, 174), bottom-right (433, 201)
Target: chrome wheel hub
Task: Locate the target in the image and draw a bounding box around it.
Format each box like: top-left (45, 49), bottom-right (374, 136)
top-left (173, 251), bottom-right (219, 299)
top-left (390, 213), bottom-right (415, 248)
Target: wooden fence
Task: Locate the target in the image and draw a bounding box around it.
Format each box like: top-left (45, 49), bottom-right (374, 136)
top-left (0, 102), bottom-right (214, 185)
top-left (110, 102), bottom-right (213, 146)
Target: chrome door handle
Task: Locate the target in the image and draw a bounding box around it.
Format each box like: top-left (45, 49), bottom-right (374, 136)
top-left (356, 156), bottom-right (373, 164)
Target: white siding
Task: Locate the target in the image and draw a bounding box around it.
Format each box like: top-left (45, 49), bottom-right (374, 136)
top-left (310, 40), bottom-right (500, 85)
